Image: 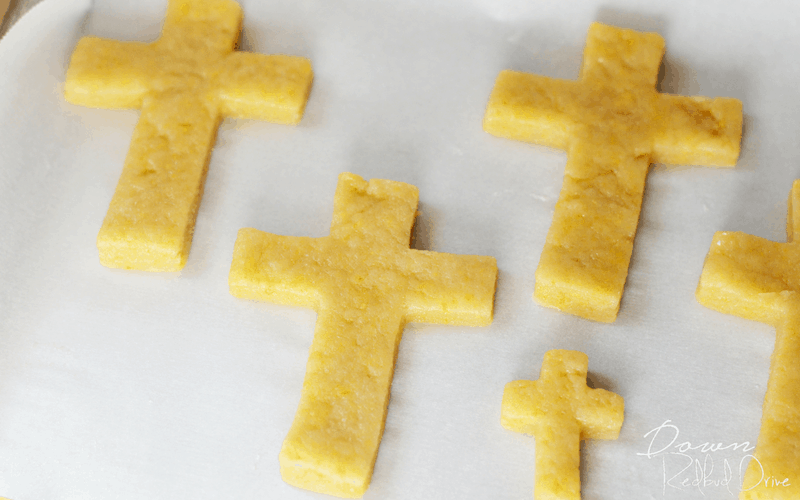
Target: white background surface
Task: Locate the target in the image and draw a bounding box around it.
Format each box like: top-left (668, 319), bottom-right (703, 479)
top-left (0, 0), bottom-right (798, 499)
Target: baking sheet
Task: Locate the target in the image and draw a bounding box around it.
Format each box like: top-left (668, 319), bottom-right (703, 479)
top-left (1, 0), bottom-right (798, 498)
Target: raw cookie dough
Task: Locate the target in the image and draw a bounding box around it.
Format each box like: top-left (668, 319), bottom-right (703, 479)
top-left (502, 349), bottom-right (624, 500)
top-left (65, 0), bottom-right (313, 271)
top-left (697, 181), bottom-right (800, 500)
top-left (229, 172), bottom-right (498, 497)
top-left (484, 22), bottom-right (742, 322)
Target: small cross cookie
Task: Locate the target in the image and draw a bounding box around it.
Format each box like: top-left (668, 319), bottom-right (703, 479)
top-left (484, 22), bottom-right (743, 322)
top-left (502, 349), bottom-right (624, 500)
top-left (65, 0), bottom-right (313, 271)
top-left (229, 172), bottom-right (498, 498)
top-left (697, 181), bottom-right (800, 499)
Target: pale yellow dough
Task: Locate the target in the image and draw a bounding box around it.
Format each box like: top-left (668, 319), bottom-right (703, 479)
top-left (697, 181), bottom-right (800, 500)
top-left (502, 349), bottom-right (624, 500)
top-left (484, 22), bottom-right (742, 322)
top-left (65, 0), bottom-right (313, 271)
top-left (229, 173), bottom-right (498, 498)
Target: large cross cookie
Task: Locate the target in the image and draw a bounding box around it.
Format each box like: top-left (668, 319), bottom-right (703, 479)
top-left (229, 172), bottom-right (498, 497)
top-left (697, 181), bottom-right (800, 499)
top-left (65, 0), bottom-right (313, 271)
top-left (484, 22), bottom-right (743, 322)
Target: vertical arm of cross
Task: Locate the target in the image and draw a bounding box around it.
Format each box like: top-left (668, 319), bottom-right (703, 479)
top-left (274, 174), bottom-right (450, 497)
top-left (534, 136), bottom-right (652, 322)
top-left (65, 37), bottom-right (153, 109)
top-left (230, 226), bottom-right (404, 496)
top-left (739, 312), bottom-right (800, 500)
top-left (789, 179), bottom-right (799, 242)
top-left (229, 205), bottom-right (407, 498)
top-left (503, 377), bottom-right (582, 500)
top-left (328, 173), bottom-right (419, 246)
top-left (502, 377), bottom-right (583, 500)
top-left (216, 52), bottom-right (313, 125)
top-left (529, 24), bottom-right (666, 323)
top-left (579, 22), bottom-right (664, 87)
top-left (279, 295), bottom-right (407, 498)
top-left (96, 89), bottom-right (224, 271)
top-left (159, 0), bottom-right (241, 53)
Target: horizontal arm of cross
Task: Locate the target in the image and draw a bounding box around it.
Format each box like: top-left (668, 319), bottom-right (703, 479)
top-left (697, 231), bottom-right (799, 325)
top-left (501, 380), bottom-right (541, 435)
top-left (216, 52), bottom-right (313, 124)
top-left (402, 250), bottom-right (497, 327)
top-left (229, 227), bottom-right (324, 309)
top-left (483, 70), bottom-right (579, 149)
top-left (508, 351), bottom-right (623, 441)
top-left (501, 351), bottom-right (588, 435)
top-left (651, 94), bottom-right (742, 166)
top-left (575, 387), bottom-right (624, 440)
top-left (65, 37), bottom-right (154, 109)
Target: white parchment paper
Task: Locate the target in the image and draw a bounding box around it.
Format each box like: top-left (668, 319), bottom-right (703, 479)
top-left (1, 0), bottom-right (799, 499)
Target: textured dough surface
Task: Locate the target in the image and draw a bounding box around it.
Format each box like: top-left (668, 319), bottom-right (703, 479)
top-left (502, 350), bottom-right (624, 500)
top-left (229, 173), bottom-right (497, 498)
top-left (484, 22), bottom-right (742, 322)
top-left (65, 0), bottom-right (313, 271)
top-left (697, 181), bottom-right (800, 500)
